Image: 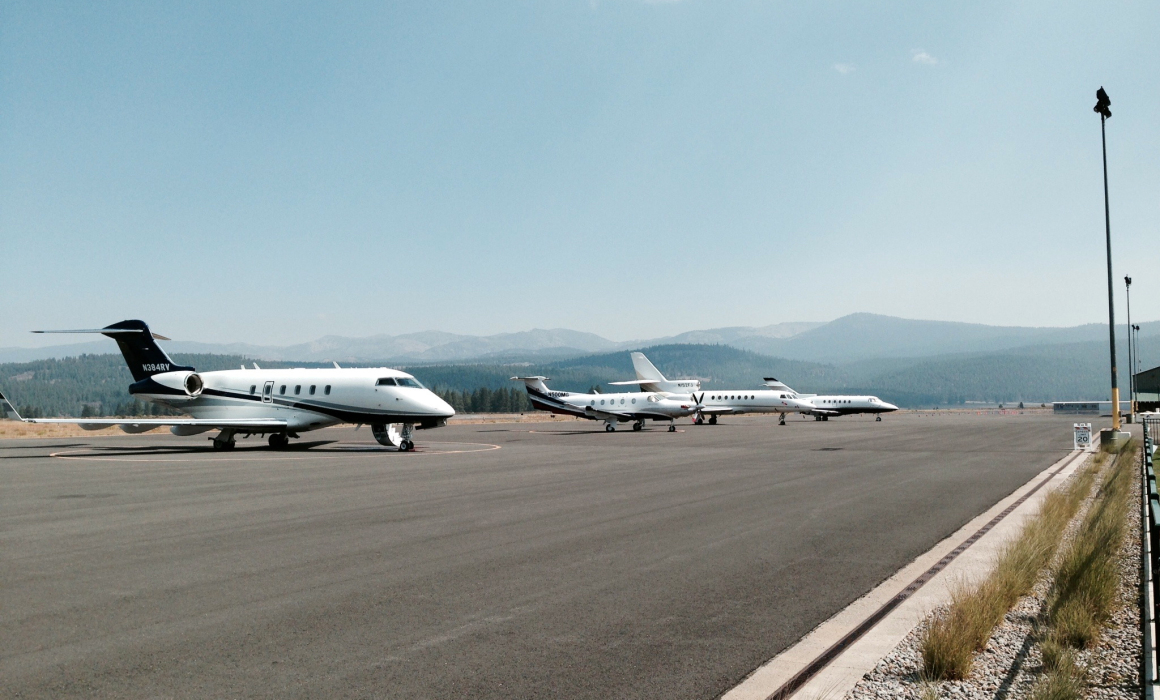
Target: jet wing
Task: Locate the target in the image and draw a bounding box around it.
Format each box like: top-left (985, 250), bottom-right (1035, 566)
top-left (697, 407), bottom-right (737, 415)
top-left (583, 406), bottom-right (636, 421)
top-left (0, 394), bottom-right (287, 432)
top-left (20, 418), bottom-right (288, 432)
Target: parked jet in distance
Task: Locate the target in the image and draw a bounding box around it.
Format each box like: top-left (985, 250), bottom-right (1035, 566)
top-left (613, 352), bottom-right (815, 425)
top-left (511, 375), bottom-right (700, 432)
top-left (0, 320), bottom-right (454, 451)
top-left (763, 378), bottom-right (899, 421)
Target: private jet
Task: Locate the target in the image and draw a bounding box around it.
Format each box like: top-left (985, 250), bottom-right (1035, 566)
top-left (763, 378), bottom-right (899, 421)
top-left (613, 352), bottom-right (816, 425)
top-left (511, 375), bottom-right (700, 432)
top-left (0, 320), bottom-right (455, 451)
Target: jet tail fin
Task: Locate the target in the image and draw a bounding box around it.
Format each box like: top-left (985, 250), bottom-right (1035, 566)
top-left (0, 391), bottom-right (25, 421)
top-left (33, 320), bottom-right (193, 382)
top-left (510, 376), bottom-right (551, 393)
top-left (631, 352), bottom-right (667, 382)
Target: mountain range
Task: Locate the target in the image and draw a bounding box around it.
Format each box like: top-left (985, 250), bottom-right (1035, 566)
top-left (2, 314), bottom-right (1156, 366)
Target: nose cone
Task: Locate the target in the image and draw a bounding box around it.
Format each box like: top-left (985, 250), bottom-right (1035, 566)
top-left (426, 392), bottom-right (456, 418)
top-left (883, 401), bottom-right (899, 411)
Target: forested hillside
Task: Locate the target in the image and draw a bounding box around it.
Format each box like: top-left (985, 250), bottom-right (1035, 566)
top-left (0, 339), bottom-right (1150, 417)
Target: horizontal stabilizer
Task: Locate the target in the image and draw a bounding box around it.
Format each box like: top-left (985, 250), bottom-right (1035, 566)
top-left (33, 328), bottom-right (171, 340)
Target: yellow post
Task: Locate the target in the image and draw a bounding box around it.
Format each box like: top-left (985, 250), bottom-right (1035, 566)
top-left (1111, 387), bottom-right (1121, 431)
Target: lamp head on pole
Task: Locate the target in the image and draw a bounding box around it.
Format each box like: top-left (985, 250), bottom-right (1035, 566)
top-left (1125, 275), bottom-right (1132, 287)
top-left (1094, 87), bottom-right (1112, 118)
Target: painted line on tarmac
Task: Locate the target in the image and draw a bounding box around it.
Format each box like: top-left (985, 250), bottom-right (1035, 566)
top-left (49, 441), bottom-right (501, 462)
top-left (721, 446), bottom-right (1092, 700)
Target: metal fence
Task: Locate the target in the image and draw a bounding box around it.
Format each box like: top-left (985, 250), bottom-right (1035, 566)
top-left (1142, 416), bottom-right (1160, 698)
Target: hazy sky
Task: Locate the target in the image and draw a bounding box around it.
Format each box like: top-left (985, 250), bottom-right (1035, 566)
top-left (2, 1), bottom-right (1157, 347)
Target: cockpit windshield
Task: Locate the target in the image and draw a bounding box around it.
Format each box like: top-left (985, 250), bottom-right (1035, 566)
top-left (376, 377), bottom-right (397, 386)
top-left (397, 377), bottom-right (425, 389)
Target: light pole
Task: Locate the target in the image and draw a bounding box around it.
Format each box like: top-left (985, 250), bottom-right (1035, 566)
top-left (1126, 275), bottom-right (1133, 420)
top-left (1094, 87), bottom-right (1120, 432)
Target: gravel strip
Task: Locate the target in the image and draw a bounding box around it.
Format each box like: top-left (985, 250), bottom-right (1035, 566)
top-left (843, 454), bottom-right (1142, 700)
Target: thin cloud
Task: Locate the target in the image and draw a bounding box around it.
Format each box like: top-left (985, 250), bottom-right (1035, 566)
top-left (911, 49), bottom-right (938, 65)
top-left (833, 63), bottom-right (856, 75)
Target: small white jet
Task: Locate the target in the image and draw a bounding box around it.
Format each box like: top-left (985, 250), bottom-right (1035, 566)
top-left (0, 320), bottom-right (455, 451)
top-left (511, 375), bottom-right (700, 432)
top-left (764, 378), bottom-right (899, 421)
top-left (613, 352), bottom-right (816, 425)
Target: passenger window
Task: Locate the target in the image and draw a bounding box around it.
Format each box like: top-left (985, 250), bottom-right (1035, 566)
top-left (620, 398), bottom-right (625, 405)
top-left (601, 399), bottom-right (605, 405)
top-left (294, 385), bottom-right (301, 395)
top-left (632, 398), bottom-right (636, 404)
top-left (250, 385), bottom-right (256, 395)
top-left (376, 377), bottom-right (397, 386)
top-left (324, 385), bottom-right (331, 395)
top-left (280, 385), bottom-right (286, 395)
top-left (310, 385), bottom-right (316, 395)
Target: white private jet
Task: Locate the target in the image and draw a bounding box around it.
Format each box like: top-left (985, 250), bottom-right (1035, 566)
top-left (763, 378), bottom-right (899, 421)
top-left (511, 375), bottom-right (700, 432)
top-left (0, 320), bottom-right (455, 451)
top-left (612, 352), bottom-right (816, 425)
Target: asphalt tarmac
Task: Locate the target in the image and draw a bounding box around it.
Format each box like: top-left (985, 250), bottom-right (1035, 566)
top-left (0, 412), bottom-right (1085, 699)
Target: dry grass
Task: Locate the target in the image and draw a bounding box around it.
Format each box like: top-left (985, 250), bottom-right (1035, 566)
top-left (919, 457), bottom-right (1098, 680)
top-left (1028, 647), bottom-right (1087, 700)
top-left (0, 419), bottom-right (161, 439)
top-left (1045, 440), bottom-right (1134, 647)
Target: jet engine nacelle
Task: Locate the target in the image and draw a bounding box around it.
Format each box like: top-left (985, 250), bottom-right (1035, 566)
top-left (149, 370), bottom-right (205, 397)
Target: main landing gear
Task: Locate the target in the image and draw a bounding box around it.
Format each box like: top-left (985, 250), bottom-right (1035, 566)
top-left (709, 415), bottom-right (717, 425)
top-left (212, 429), bottom-right (237, 450)
top-left (605, 423), bottom-right (616, 432)
top-left (668, 420), bottom-right (676, 432)
top-left (632, 421), bottom-right (644, 431)
top-left (268, 433), bottom-right (289, 449)
top-left (876, 415), bottom-right (882, 422)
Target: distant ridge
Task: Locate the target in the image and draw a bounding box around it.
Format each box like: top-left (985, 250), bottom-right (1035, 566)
top-left (1, 314), bottom-right (1157, 365)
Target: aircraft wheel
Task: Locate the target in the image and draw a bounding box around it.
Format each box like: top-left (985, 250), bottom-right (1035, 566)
top-left (695, 417), bottom-right (704, 425)
top-left (709, 416), bottom-right (717, 425)
top-left (822, 416), bottom-right (829, 422)
top-left (605, 424), bottom-right (615, 432)
top-left (399, 439), bottom-right (414, 452)
top-left (269, 433), bottom-right (288, 449)
top-left (668, 424), bottom-right (676, 432)
top-left (876, 415), bottom-right (882, 422)
top-left (632, 422), bottom-right (642, 431)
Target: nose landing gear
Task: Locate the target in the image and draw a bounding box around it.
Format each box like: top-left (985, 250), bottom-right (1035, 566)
top-left (779, 413), bottom-right (786, 426)
top-left (372, 422), bottom-right (416, 451)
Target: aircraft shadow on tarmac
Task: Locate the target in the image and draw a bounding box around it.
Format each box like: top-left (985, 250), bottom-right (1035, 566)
top-left (73, 440), bottom-right (340, 456)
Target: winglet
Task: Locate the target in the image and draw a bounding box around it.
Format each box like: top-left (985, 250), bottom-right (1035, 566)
top-left (0, 391), bottom-right (25, 421)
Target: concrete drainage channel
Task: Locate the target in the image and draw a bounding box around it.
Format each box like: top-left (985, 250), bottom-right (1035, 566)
top-left (722, 447), bottom-right (1093, 700)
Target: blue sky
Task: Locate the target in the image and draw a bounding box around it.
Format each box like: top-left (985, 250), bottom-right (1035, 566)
top-left (2, 1), bottom-right (1157, 346)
